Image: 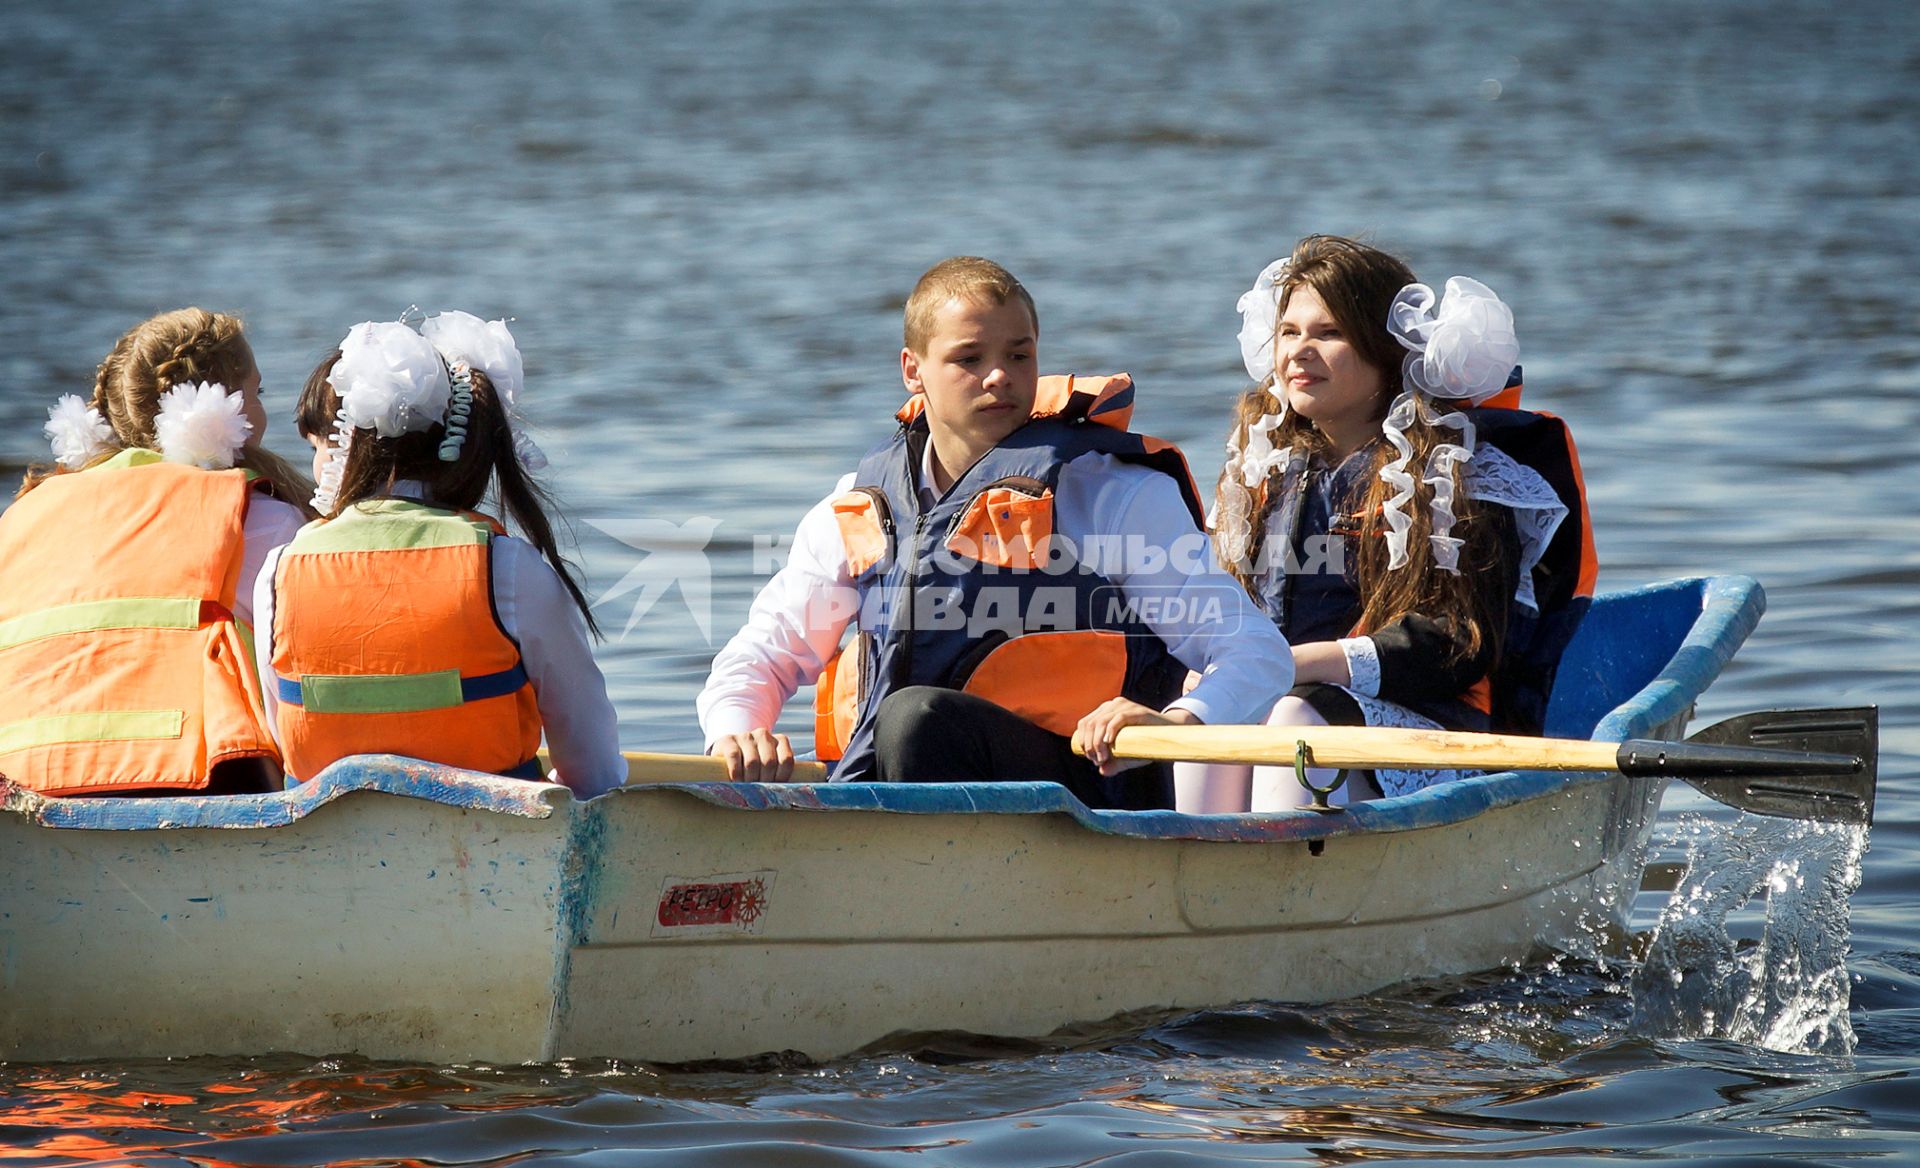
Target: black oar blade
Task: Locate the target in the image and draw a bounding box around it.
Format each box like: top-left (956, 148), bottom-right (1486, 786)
top-left (1627, 706), bottom-right (1877, 826)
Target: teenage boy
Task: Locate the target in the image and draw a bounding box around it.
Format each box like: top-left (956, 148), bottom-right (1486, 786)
top-left (697, 257), bottom-right (1292, 809)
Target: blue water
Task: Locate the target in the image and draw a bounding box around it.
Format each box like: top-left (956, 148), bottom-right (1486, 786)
top-left (3, 0), bottom-right (1918, 1161)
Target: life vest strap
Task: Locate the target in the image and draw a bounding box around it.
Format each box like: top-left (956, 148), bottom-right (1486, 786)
top-left (500, 757), bottom-right (545, 781)
top-left (275, 662), bottom-right (530, 714)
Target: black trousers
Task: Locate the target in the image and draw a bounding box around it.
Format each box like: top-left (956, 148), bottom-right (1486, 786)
top-left (871, 686), bottom-right (1174, 811)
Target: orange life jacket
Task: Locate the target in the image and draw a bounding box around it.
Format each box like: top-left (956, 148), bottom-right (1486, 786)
top-left (268, 499), bottom-right (544, 782)
top-left (0, 449), bottom-right (279, 795)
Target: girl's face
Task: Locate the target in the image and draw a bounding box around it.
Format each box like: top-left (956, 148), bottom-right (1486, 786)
top-left (235, 361), bottom-right (268, 445)
top-left (307, 433), bottom-right (331, 485)
top-left (1275, 286), bottom-right (1386, 455)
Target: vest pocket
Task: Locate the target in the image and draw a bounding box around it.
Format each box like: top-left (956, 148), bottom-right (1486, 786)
top-left (946, 479), bottom-right (1054, 570)
top-left (955, 629), bottom-right (1128, 738)
top-left (830, 488), bottom-right (893, 576)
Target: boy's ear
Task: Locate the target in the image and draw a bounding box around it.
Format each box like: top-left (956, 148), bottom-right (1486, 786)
top-left (900, 346), bottom-right (922, 393)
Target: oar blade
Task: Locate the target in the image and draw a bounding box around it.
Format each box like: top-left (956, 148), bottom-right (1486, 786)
top-left (1678, 706), bottom-right (1877, 826)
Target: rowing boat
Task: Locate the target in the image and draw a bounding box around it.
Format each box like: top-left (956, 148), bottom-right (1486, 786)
top-left (1, 575), bottom-right (1763, 1064)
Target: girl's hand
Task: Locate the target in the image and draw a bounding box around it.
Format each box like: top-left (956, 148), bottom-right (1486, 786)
top-left (1072, 699), bottom-right (1202, 778)
top-left (709, 729), bottom-right (795, 782)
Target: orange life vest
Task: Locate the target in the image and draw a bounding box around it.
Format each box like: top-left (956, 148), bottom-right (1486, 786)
top-left (268, 499), bottom-right (543, 782)
top-left (0, 449), bottom-right (279, 795)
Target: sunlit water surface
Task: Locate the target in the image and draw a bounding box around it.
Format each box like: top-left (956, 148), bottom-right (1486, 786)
top-left (3, 0), bottom-right (1917, 1162)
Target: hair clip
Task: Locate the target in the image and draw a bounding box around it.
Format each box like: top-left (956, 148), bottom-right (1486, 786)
top-left (438, 363), bottom-right (475, 461)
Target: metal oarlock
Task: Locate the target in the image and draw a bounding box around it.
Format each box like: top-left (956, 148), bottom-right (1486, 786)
top-left (1293, 740), bottom-right (1347, 815)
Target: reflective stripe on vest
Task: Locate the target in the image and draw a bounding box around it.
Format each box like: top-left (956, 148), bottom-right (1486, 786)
top-left (275, 663), bottom-right (530, 712)
top-left (0, 451), bottom-right (278, 794)
top-left (270, 500), bottom-right (544, 781)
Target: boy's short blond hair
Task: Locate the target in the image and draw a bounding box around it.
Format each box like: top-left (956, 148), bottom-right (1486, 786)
top-left (903, 257), bottom-right (1038, 354)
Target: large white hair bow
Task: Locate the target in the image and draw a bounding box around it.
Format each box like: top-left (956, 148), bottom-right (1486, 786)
top-left (1387, 277), bottom-right (1518, 404)
top-left (45, 394), bottom-right (116, 470)
top-left (330, 320), bottom-right (450, 438)
top-left (1376, 277), bottom-right (1518, 573)
top-left (154, 381), bottom-right (253, 469)
top-left (419, 310), bottom-right (546, 470)
top-left (311, 320), bottom-right (450, 513)
top-left (1234, 258), bottom-right (1292, 385)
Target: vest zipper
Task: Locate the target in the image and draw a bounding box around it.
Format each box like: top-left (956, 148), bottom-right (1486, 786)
top-left (896, 511), bottom-right (929, 686)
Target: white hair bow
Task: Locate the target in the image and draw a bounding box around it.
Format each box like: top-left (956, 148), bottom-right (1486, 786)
top-left (420, 310), bottom-right (547, 471)
top-left (1234, 258), bottom-right (1293, 385)
top-left (45, 395), bottom-right (116, 470)
top-left (1377, 277), bottom-right (1518, 573)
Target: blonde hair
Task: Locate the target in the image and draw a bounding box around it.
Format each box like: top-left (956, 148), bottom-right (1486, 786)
top-left (902, 256), bottom-right (1037, 354)
top-left (17, 307), bottom-right (313, 509)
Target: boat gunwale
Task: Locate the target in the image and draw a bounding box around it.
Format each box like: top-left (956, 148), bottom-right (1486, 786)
top-left (0, 576), bottom-right (1762, 844)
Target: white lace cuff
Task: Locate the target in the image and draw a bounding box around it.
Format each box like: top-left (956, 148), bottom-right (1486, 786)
top-left (1338, 636), bottom-right (1382, 697)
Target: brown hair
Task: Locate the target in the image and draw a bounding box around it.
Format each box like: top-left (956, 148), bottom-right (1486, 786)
top-left (297, 350), bottom-right (599, 636)
top-left (902, 256), bottom-right (1038, 354)
top-left (1220, 235), bottom-right (1504, 666)
top-left (16, 307), bottom-right (314, 510)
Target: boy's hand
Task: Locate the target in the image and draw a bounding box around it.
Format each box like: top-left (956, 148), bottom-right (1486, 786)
top-left (1072, 700), bottom-right (1201, 778)
top-left (709, 729), bottom-right (796, 782)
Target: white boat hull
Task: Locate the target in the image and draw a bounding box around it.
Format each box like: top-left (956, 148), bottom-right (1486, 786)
top-left (0, 576), bottom-right (1760, 1064)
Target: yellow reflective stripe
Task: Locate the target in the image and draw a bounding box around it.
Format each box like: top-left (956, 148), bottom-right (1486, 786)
top-left (0, 709), bottom-right (186, 754)
top-left (93, 448), bottom-right (164, 471)
top-left (0, 597), bottom-right (203, 651)
top-left (284, 502), bottom-right (493, 556)
top-left (299, 670), bottom-right (465, 715)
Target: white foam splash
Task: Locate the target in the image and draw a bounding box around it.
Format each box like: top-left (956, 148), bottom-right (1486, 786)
top-left (1629, 812), bottom-right (1868, 1056)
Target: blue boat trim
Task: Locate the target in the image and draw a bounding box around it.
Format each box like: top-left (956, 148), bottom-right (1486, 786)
top-left (1, 753), bottom-right (564, 830)
top-left (2, 576), bottom-right (1763, 843)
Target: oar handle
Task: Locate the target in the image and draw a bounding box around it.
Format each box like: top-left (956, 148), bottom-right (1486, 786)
top-left (620, 751), bottom-right (831, 784)
top-left (1109, 724), bottom-right (1621, 772)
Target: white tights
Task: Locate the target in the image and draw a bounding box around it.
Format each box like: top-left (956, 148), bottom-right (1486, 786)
top-left (1173, 695), bottom-right (1362, 813)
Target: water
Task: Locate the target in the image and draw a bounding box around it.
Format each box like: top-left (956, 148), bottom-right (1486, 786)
top-left (3, 0), bottom-right (1918, 1160)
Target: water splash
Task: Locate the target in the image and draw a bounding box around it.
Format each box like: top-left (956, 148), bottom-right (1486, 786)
top-left (1629, 813), bottom-right (1869, 1055)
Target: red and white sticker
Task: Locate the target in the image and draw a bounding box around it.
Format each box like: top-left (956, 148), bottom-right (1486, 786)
top-left (652, 870), bottom-right (775, 936)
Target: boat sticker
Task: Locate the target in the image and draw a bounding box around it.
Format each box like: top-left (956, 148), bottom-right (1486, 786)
top-left (652, 870), bottom-right (775, 937)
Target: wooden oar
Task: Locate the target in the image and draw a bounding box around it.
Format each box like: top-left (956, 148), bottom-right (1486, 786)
top-left (618, 752), bottom-right (831, 784)
top-left (1101, 706), bottom-right (1877, 825)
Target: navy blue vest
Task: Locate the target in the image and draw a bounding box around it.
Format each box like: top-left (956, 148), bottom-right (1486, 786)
top-left (829, 413), bottom-right (1200, 782)
top-left (1257, 395), bottom-right (1591, 735)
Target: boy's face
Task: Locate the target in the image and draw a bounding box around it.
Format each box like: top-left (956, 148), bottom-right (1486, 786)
top-left (901, 295), bottom-right (1038, 454)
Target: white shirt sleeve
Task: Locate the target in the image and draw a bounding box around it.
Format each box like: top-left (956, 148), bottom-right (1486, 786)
top-left (696, 473), bottom-right (859, 747)
top-left (1338, 635), bottom-right (1382, 697)
top-left (492, 536), bottom-right (626, 799)
top-left (238, 495), bottom-right (305, 628)
top-left (1057, 455), bottom-right (1295, 726)
top-left (251, 542), bottom-right (288, 747)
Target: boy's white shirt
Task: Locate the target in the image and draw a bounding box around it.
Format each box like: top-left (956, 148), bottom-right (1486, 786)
top-left (250, 482), bottom-right (626, 798)
top-left (697, 447), bottom-right (1296, 748)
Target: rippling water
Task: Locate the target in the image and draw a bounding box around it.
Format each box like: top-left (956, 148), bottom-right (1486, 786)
top-left (4, 0), bottom-right (1918, 1162)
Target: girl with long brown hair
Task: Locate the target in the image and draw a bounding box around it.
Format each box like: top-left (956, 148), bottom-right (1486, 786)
top-left (1179, 236), bottom-right (1570, 813)
top-left (252, 313), bottom-right (622, 798)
